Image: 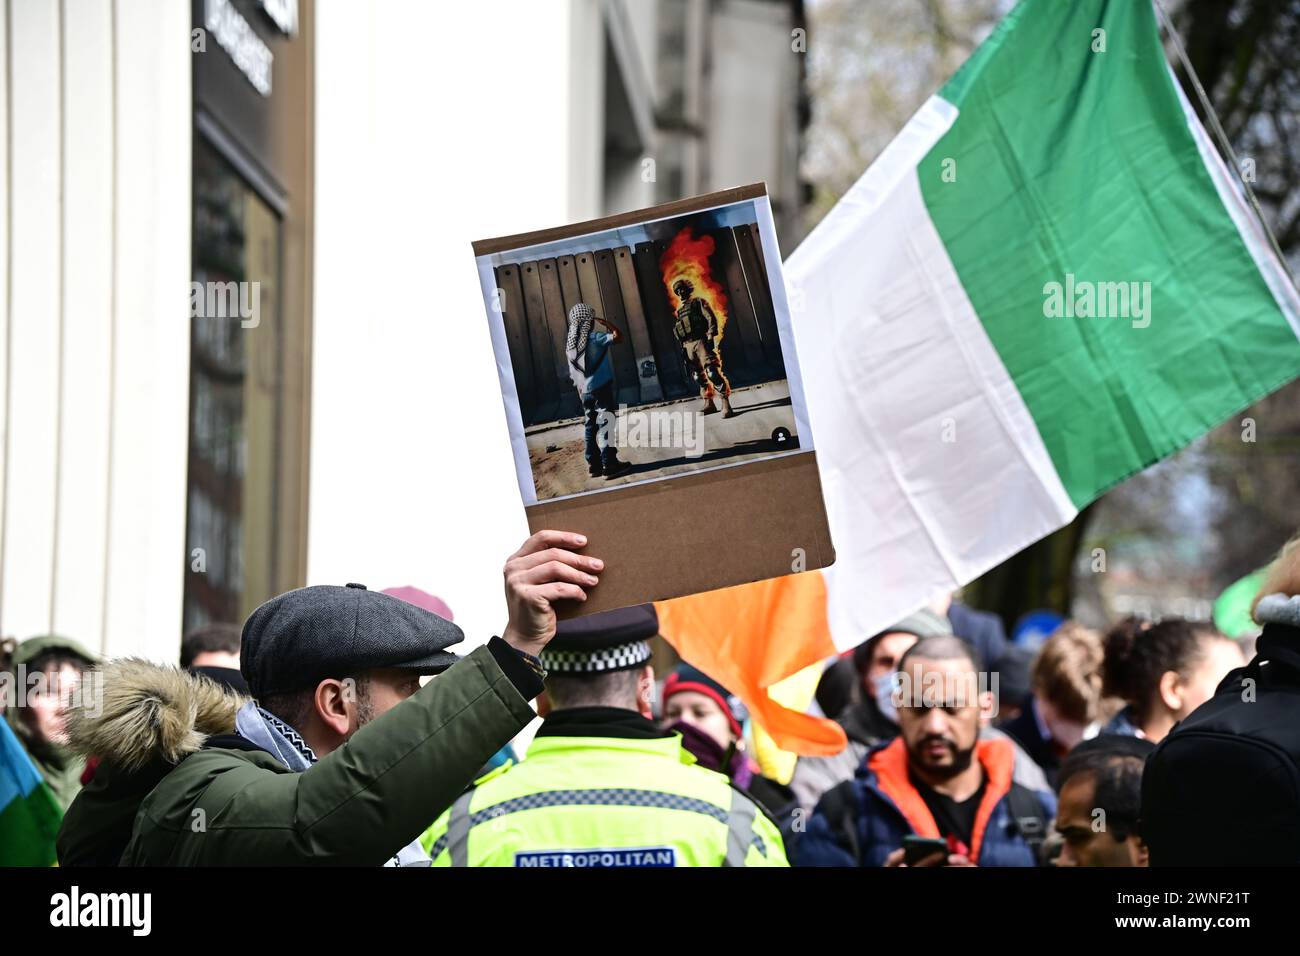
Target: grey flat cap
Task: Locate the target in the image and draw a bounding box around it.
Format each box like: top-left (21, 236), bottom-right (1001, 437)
top-left (240, 583), bottom-right (464, 696)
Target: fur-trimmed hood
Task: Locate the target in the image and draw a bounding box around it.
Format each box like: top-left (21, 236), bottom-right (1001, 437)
top-left (65, 658), bottom-right (247, 772)
top-left (1256, 593), bottom-right (1300, 628)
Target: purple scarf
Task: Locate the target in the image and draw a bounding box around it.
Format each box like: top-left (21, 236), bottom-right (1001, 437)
top-left (667, 719), bottom-right (754, 790)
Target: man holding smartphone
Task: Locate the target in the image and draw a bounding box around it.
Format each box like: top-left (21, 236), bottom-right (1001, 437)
top-left (797, 635), bottom-right (1055, 867)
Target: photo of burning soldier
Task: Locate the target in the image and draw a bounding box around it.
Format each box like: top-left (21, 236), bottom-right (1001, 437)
top-left (670, 275), bottom-right (732, 418)
top-left (477, 192), bottom-right (815, 504)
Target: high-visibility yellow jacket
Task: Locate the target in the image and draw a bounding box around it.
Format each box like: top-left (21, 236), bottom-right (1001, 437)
top-left (420, 719), bottom-right (788, 868)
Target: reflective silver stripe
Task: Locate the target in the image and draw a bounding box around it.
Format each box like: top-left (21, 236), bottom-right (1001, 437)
top-left (425, 787), bottom-right (769, 862)
top-left (724, 788), bottom-right (758, 867)
top-left (446, 790), bottom-right (474, 867)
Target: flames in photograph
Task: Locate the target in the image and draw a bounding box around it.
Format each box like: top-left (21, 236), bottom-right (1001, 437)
top-left (660, 227), bottom-right (728, 339)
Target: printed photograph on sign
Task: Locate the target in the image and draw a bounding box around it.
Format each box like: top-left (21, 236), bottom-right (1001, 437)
top-left (478, 194), bottom-right (813, 504)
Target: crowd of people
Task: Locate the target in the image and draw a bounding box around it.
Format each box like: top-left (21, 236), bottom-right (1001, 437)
top-left (3, 528), bottom-right (1299, 867)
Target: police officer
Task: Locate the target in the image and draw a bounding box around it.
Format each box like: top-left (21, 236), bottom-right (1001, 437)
top-left (420, 605), bottom-right (788, 867)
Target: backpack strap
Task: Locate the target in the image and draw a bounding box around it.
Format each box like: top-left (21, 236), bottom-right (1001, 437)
top-left (1004, 783), bottom-right (1049, 865)
top-left (817, 780), bottom-right (863, 864)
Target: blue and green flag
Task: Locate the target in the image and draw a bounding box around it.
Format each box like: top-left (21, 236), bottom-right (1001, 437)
top-left (0, 718), bottom-right (63, 866)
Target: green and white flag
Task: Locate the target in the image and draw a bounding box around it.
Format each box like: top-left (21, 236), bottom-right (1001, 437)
top-left (786, 0), bottom-right (1300, 649)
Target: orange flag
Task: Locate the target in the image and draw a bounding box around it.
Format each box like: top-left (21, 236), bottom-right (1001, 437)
top-left (655, 570), bottom-right (847, 756)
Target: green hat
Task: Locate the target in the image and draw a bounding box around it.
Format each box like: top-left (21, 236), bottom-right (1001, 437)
top-left (877, 608), bottom-right (950, 641)
top-left (854, 609), bottom-right (951, 671)
top-left (12, 634), bottom-right (99, 668)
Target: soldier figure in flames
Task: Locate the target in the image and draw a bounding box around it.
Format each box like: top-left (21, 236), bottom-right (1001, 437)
top-left (671, 277), bottom-right (735, 417)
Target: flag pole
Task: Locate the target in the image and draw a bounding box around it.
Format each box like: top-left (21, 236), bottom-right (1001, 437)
top-left (1153, 0), bottom-right (1300, 300)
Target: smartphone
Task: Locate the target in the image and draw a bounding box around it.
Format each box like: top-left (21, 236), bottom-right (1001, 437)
top-left (902, 835), bottom-right (949, 866)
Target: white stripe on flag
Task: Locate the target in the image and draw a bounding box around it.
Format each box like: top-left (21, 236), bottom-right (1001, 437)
top-left (1169, 66), bottom-right (1300, 342)
top-left (787, 96), bottom-right (1077, 650)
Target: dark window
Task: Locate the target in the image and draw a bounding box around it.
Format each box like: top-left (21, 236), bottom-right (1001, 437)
top-left (183, 136), bottom-right (283, 632)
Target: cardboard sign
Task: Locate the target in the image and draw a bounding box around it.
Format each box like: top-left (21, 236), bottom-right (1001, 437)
top-left (474, 184), bottom-right (834, 616)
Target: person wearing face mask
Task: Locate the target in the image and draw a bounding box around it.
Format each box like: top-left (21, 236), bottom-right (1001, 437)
top-left (798, 636), bottom-right (1055, 867)
top-left (660, 663), bottom-right (795, 821)
top-left (789, 611), bottom-right (1048, 822)
top-left (787, 612), bottom-right (944, 817)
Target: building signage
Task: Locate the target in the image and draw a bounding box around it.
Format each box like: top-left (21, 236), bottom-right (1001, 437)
top-left (205, 0), bottom-right (273, 96)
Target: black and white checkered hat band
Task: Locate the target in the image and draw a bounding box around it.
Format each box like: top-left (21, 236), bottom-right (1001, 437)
top-left (540, 639), bottom-right (652, 674)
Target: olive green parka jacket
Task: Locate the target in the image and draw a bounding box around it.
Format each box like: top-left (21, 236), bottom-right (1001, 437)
top-left (56, 640), bottom-right (539, 866)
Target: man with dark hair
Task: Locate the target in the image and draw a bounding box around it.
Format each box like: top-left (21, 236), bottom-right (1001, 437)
top-left (57, 530), bottom-right (600, 866)
top-left (790, 612), bottom-right (1047, 820)
top-left (1053, 734), bottom-right (1153, 867)
top-left (180, 622), bottom-right (248, 695)
top-left (798, 634), bottom-right (1055, 867)
top-left (180, 622), bottom-right (242, 669)
top-left (420, 604), bottom-right (787, 866)
top-left (789, 611), bottom-right (942, 815)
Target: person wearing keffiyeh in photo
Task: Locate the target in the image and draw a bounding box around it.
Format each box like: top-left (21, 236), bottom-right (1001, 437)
top-left (565, 302), bottom-right (631, 479)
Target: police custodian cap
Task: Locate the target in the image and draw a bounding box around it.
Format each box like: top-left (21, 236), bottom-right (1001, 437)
top-left (240, 583), bottom-right (464, 696)
top-left (540, 604), bottom-right (658, 675)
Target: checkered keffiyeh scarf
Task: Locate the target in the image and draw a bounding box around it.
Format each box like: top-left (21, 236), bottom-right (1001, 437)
top-left (566, 302), bottom-right (596, 391)
top-left (235, 700), bottom-right (317, 772)
top-left (232, 700), bottom-right (431, 866)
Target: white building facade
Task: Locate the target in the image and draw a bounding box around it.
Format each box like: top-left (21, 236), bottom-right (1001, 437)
top-left (0, 0), bottom-right (808, 662)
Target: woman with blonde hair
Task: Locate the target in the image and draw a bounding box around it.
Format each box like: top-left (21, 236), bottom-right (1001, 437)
top-left (1001, 621), bottom-right (1106, 787)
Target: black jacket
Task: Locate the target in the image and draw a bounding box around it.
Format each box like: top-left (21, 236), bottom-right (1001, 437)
top-left (999, 696), bottom-right (1061, 789)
